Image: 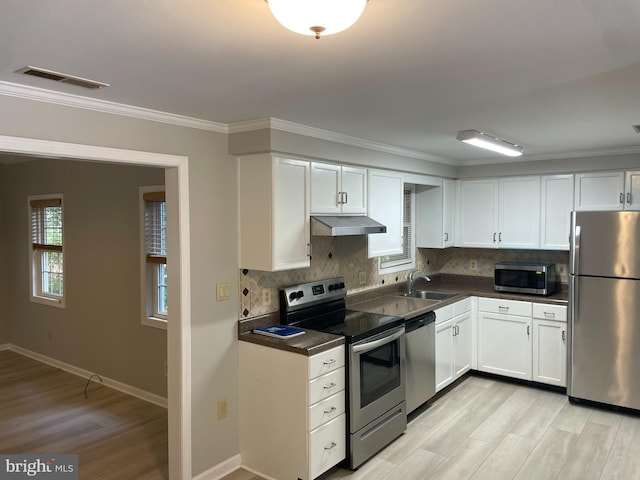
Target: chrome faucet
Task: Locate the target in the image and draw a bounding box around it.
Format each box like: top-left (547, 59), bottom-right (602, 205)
top-left (407, 270), bottom-right (431, 294)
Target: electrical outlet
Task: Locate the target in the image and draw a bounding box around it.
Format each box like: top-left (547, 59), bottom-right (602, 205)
top-left (217, 398), bottom-right (228, 420)
top-left (358, 271), bottom-right (367, 285)
top-left (262, 288), bottom-right (271, 306)
top-left (470, 260), bottom-right (478, 271)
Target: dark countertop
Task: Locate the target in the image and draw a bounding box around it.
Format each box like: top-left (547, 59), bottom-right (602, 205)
top-left (238, 274), bottom-right (568, 354)
top-left (238, 312), bottom-right (345, 356)
top-left (347, 274), bottom-right (568, 319)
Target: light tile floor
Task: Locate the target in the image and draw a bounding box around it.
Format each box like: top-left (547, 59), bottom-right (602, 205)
top-left (227, 375), bottom-right (640, 480)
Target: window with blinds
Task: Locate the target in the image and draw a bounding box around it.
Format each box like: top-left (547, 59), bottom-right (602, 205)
top-left (379, 185), bottom-right (416, 273)
top-left (144, 191), bottom-right (167, 264)
top-left (29, 195), bottom-right (65, 306)
top-left (141, 188), bottom-right (168, 327)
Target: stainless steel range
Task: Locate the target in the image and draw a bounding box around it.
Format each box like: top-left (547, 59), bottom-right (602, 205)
top-left (280, 277), bottom-right (407, 470)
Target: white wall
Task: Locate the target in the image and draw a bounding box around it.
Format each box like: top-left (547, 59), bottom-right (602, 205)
top-left (0, 94), bottom-right (239, 477)
top-left (0, 163), bottom-right (7, 345)
top-left (3, 158), bottom-right (167, 395)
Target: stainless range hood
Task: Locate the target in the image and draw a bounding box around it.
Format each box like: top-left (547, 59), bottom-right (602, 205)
top-left (311, 215), bottom-right (387, 236)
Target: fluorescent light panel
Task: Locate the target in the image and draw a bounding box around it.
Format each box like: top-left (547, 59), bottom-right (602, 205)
top-left (456, 130), bottom-right (523, 157)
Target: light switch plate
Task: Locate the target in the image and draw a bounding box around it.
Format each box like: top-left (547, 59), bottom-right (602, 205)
top-left (216, 282), bottom-right (230, 301)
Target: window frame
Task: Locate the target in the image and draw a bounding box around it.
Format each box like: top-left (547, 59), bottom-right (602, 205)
top-left (378, 184), bottom-right (416, 275)
top-left (140, 185), bottom-right (167, 330)
top-left (28, 194), bottom-right (66, 308)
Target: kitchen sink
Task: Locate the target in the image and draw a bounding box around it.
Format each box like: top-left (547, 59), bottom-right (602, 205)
top-left (397, 291), bottom-right (458, 301)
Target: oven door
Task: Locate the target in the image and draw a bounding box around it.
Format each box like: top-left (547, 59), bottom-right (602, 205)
top-left (349, 325), bottom-right (406, 432)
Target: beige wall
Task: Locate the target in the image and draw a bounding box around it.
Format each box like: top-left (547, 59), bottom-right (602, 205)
top-left (0, 163), bottom-right (7, 345)
top-left (0, 94), bottom-right (239, 477)
top-left (3, 158), bottom-right (167, 394)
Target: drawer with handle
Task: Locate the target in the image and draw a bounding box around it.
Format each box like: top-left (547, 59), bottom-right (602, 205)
top-left (309, 390), bottom-right (346, 431)
top-left (532, 303), bottom-right (567, 321)
top-left (478, 297), bottom-right (532, 317)
top-left (309, 345), bottom-right (345, 379)
top-left (308, 367), bottom-right (345, 405)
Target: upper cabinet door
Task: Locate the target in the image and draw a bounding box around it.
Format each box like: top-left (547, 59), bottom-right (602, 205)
top-left (458, 179), bottom-right (499, 248)
top-left (625, 171), bottom-right (640, 211)
top-left (310, 162), bottom-right (341, 214)
top-left (498, 176), bottom-right (541, 249)
top-left (574, 172), bottom-right (625, 211)
top-left (340, 166), bottom-right (367, 214)
top-left (310, 163), bottom-right (367, 214)
top-left (368, 169), bottom-right (403, 257)
top-left (540, 174), bottom-right (574, 250)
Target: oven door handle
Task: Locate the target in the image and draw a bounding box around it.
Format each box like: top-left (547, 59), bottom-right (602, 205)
top-left (352, 327), bottom-right (404, 354)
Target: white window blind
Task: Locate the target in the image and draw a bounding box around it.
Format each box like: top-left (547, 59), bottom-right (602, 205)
top-left (31, 198), bottom-right (63, 252)
top-left (380, 187), bottom-right (413, 265)
top-left (144, 192), bottom-right (166, 264)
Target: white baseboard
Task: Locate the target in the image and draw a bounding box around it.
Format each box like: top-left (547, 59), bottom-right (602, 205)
top-left (192, 455), bottom-right (241, 480)
top-left (8, 344), bottom-right (168, 408)
top-left (0, 343), bottom-right (10, 351)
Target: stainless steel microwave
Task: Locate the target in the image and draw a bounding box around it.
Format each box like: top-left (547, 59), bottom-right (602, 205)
top-left (494, 262), bottom-right (556, 296)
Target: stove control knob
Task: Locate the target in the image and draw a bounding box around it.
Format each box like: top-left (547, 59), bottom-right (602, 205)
top-left (297, 290), bottom-right (304, 299)
top-left (289, 292), bottom-right (298, 301)
top-left (339, 282), bottom-right (345, 289)
top-left (328, 284), bottom-right (335, 291)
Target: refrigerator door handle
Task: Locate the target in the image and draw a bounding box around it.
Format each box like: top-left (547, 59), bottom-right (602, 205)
top-left (570, 221), bottom-right (581, 276)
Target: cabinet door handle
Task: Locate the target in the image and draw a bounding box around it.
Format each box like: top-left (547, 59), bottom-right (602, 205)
top-left (343, 191), bottom-right (348, 204)
top-left (307, 242), bottom-right (312, 258)
top-left (324, 442), bottom-right (337, 450)
top-left (323, 358), bottom-right (337, 365)
top-left (628, 192), bottom-right (632, 204)
top-left (493, 232), bottom-right (497, 242)
top-left (444, 232), bottom-right (449, 242)
top-left (337, 192), bottom-right (343, 205)
top-left (620, 193), bottom-right (625, 204)
top-left (499, 232), bottom-right (502, 242)
top-left (527, 325), bottom-right (531, 336)
top-left (324, 406), bottom-right (337, 414)
top-left (323, 382), bottom-right (337, 390)
top-left (543, 311), bottom-right (555, 318)
top-left (498, 305), bottom-right (509, 312)
top-left (562, 330), bottom-right (566, 342)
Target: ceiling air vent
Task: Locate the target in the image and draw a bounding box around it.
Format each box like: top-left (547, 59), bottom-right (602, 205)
top-left (16, 66), bottom-right (109, 90)
top-left (633, 125), bottom-right (640, 133)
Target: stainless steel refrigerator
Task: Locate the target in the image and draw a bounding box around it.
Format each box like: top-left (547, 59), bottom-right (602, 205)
top-left (569, 210), bottom-right (640, 410)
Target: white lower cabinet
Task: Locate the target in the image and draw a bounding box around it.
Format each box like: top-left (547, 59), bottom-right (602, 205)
top-left (477, 298), bottom-right (567, 386)
top-left (240, 343), bottom-right (346, 480)
top-left (532, 303), bottom-right (567, 387)
top-left (435, 298), bottom-right (473, 392)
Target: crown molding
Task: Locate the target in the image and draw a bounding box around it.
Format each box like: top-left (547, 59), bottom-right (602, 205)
top-left (0, 81), bottom-right (228, 133)
top-left (228, 117), bottom-right (456, 165)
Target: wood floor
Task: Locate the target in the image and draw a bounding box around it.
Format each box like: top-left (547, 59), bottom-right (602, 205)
top-left (227, 375), bottom-right (640, 480)
top-left (0, 350), bottom-right (168, 480)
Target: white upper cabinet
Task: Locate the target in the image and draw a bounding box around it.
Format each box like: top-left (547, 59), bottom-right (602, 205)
top-left (310, 162), bottom-right (367, 214)
top-left (574, 171), bottom-right (625, 211)
top-left (625, 171), bottom-right (640, 211)
top-left (367, 169), bottom-right (403, 257)
top-left (457, 178), bottom-right (499, 248)
top-left (416, 179), bottom-right (456, 248)
top-left (239, 155), bottom-right (311, 271)
top-left (540, 174), bottom-right (574, 250)
top-left (499, 176), bottom-right (541, 249)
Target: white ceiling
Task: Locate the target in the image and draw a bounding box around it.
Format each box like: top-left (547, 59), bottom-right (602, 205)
top-left (2, 0), bottom-right (640, 166)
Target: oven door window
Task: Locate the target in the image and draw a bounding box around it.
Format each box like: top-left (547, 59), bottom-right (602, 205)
top-left (359, 339), bottom-right (401, 408)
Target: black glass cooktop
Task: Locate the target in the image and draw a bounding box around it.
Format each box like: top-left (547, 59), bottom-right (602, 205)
top-left (290, 308), bottom-right (404, 344)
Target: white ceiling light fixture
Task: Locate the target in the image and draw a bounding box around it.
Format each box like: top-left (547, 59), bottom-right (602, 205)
top-left (267, 0), bottom-right (367, 39)
top-left (456, 130), bottom-right (524, 157)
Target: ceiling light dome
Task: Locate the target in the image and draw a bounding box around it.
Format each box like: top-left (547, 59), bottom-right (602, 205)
top-left (268, 0), bottom-right (367, 39)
